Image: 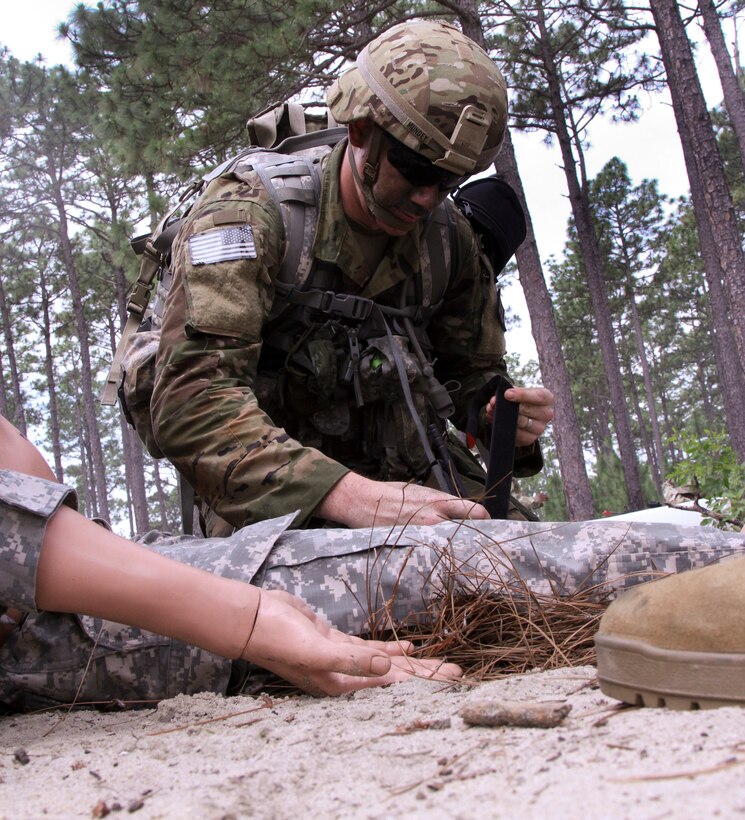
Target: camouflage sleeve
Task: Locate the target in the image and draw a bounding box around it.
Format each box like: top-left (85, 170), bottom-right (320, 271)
top-left (429, 205), bottom-right (542, 476)
top-left (0, 469), bottom-right (77, 611)
top-left (151, 172), bottom-right (348, 530)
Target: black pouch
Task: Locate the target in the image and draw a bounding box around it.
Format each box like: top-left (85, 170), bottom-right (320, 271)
top-left (280, 337), bottom-right (337, 415)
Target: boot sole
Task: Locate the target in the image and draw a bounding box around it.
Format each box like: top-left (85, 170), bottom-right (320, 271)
top-left (595, 634), bottom-right (745, 710)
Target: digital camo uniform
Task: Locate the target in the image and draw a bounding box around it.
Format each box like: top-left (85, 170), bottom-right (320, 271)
top-left (147, 21), bottom-right (540, 537)
top-left (3, 467), bottom-right (745, 710)
top-left (257, 517), bottom-right (745, 631)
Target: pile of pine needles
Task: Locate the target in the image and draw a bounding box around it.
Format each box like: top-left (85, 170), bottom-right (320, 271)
top-left (392, 551), bottom-right (613, 681)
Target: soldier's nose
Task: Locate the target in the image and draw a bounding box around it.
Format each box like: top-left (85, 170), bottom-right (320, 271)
top-left (409, 184), bottom-right (440, 212)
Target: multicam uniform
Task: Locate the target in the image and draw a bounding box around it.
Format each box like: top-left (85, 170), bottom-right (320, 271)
top-left (2, 467), bottom-right (744, 710)
top-left (151, 141), bottom-right (541, 535)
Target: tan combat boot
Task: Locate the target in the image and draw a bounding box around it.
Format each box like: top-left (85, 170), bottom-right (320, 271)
top-left (595, 557), bottom-right (745, 709)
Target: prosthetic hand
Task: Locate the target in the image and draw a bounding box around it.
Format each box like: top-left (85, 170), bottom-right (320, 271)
top-left (243, 589), bottom-right (462, 695)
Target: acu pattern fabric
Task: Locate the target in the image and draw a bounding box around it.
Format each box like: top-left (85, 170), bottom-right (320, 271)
top-left (2, 466), bottom-right (745, 710)
top-left (150, 140), bottom-right (540, 536)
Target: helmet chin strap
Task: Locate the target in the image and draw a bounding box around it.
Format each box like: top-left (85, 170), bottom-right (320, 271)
top-left (347, 128), bottom-right (417, 233)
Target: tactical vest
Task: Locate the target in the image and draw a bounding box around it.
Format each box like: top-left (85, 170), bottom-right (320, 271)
top-left (102, 121), bottom-right (459, 488)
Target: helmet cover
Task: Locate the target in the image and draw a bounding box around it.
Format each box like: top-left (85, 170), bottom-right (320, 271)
top-left (328, 20), bottom-right (508, 175)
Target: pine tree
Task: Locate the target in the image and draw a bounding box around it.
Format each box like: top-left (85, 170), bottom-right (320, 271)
top-left (493, 0), bottom-right (657, 509)
top-left (456, 0), bottom-right (595, 518)
top-left (648, 0), bottom-right (745, 460)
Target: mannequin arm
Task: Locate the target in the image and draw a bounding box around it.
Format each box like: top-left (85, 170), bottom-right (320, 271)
top-left (1, 416), bottom-right (461, 694)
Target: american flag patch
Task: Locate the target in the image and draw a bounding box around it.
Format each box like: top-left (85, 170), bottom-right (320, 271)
top-left (189, 225), bottom-right (257, 265)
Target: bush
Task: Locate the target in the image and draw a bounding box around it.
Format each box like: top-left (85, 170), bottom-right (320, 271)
top-left (666, 429), bottom-right (745, 529)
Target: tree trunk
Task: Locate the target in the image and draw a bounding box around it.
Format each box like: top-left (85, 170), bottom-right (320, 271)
top-left (697, 0), bottom-right (745, 170)
top-left (624, 277), bottom-right (664, 489)
top-left (0, 273), bottom-right (27, 435)
top-left (626, 361), bottom-right (656, 484)
top-left (106, 308), bottom-right (150, 533)
top-left (650, 0), bottom-right (745, 398)
top-left (656, 377), bottom-right (677, 462)
top-left (39, 268), bottom-right (65, 481)
top-left (591, 390), bottom-right (613, 462)
top-left (153, 461), bottom-right (171, 531)
top-left (73, 383), bottom-right (92, 513)
top-left (458, 0), bottom-right (595, 519)
top-left (49, 168), bottom-right (111, 521)
top-left (695, 361), bottom-right (717, 427)
top-left (0, 353), bottom-right (8, 419)
top-left (534, 0), bottom-right (646, 509)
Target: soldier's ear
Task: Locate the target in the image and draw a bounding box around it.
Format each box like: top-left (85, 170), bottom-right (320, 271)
top-left (347, 118), bottom-right (375, 148)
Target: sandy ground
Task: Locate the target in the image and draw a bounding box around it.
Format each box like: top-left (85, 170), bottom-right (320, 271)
top-left (2, 665), bottom-right (745, 819)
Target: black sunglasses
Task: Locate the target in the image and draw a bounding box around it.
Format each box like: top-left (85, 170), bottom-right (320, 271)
top-left (385, 135), bottom-right (466, 192)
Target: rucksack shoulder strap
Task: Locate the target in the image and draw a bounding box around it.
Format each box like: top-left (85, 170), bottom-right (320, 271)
top-left (419, 202), bottom-right (453, 312)
top-left (238, 148), bottom-right (330, 291)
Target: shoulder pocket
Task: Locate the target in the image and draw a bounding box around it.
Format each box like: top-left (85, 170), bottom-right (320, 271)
top-left (180, 211), bottom-right (276, 343)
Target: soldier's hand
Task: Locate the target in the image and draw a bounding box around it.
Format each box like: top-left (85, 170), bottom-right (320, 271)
top-left (243, 589), bottom-right (463, 696)
top-left (316, 472), bottom-right (490, 527)
top-left (485, 386), bottom-right (554, 447)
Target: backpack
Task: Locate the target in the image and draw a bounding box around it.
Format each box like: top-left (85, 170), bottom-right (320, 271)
top-left (100, 103), bottom-right (454, 461)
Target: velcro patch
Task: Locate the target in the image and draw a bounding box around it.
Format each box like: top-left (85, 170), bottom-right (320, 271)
top-left (189, 225), bottom-right (257, 265)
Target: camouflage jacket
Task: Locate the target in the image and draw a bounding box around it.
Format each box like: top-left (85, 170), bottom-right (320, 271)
top-left (151, 141), bottom-right (539, 532)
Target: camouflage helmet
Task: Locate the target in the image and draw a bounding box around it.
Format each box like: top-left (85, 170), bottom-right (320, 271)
top-left (327, 20), bottom-right (508, 176)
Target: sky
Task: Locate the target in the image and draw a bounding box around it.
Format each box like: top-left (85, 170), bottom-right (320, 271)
top-left (1, 1), bottom-right (740, 365)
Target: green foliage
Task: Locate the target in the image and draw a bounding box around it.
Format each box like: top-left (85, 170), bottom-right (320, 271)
top-left (62, 0), bottom-right (422, 175)
top-left (493, 0), bottom-right (657, 140)
top-left (666, 429), bottom-right (745, 529)
top-left (590, 445), bottom-right (629, 515)
top-left (588, 443), bottom-right (658, 515)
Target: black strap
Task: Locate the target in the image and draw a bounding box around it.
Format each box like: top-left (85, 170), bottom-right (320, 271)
top-left (179, 474), bottom-right (195, 535)
top-left (378, 310), bottom-right (455, 494)
top-left (466, 375), bottom-right (518, 519)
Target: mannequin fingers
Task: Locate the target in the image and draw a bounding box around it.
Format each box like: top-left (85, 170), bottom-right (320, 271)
top-left (389, 656), bottom-right (463, 681)
top-left (317, 650), bottom-right (463, 695)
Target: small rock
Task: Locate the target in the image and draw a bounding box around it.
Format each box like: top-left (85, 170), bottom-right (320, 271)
top-left (13, 749), bottom-right (29, 766)
top-left (460, 699), bottom-right (571, 729)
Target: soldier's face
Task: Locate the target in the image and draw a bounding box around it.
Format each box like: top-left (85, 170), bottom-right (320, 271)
top-left (344, 121), bottom-right (453, 236)
top-left (371, 150), bottom-right (444, 234)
